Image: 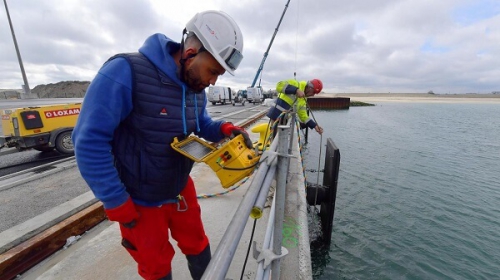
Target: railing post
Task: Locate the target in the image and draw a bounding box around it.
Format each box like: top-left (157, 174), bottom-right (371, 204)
top-left (270, 113), bottom-right (294, 279)
top-left (201, 140), bottom-right (279, 280)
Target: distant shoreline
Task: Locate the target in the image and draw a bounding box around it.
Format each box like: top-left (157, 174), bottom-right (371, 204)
top-left (321, 93), bottom-right (500, 104)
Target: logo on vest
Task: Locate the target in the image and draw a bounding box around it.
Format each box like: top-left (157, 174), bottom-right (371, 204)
top-left (160, 108), bottom-right (168, 116)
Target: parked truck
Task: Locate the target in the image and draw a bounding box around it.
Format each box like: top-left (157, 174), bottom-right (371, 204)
top-left (0, 103), bottom-right (81, 154)
top-left (207, 86), bottom-right (232, 105)
top-left (246, 86), bottom-right (263, 104)
top-left (232, 89), bottom-right (247, 106)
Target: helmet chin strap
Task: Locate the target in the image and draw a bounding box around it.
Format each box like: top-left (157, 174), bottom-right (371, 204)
top-left (179, 28), bottom-right (200, 85)
top-left (178, 29), bottom-right (188, 84)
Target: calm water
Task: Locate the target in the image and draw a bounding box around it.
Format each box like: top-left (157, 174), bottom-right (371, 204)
top-left (302, 102), bottom-right (500, 280)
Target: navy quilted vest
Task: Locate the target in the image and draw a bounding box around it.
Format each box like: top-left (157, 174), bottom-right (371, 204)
top-left (110, 53), bottom-right (204, 203)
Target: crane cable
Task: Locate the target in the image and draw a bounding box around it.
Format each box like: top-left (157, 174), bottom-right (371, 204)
top-left (294, 0), bottom-right (300, 80)
top-left (292, 0), bottom-right (325, 210)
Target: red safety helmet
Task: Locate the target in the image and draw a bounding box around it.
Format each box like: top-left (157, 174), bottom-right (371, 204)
top-left (307, 79), bottom-right (323, 94)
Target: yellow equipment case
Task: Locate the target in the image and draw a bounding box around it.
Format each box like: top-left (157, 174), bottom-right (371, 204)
top-left (0, 103), bottom-right (81, 154)
top-left (171, 134), bottom-right (260, 188)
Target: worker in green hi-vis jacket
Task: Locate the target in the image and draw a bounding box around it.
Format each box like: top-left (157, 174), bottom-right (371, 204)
top-left (266, 78), bottom-right (324, 134)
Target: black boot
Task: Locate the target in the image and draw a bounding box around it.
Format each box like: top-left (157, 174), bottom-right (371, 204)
top-left (186, 244), bottom-right (211, 280)
top-left (158, 272), bottom-right (172, 280)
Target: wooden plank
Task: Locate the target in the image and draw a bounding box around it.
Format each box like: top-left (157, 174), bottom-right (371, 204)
top-left (0, 202), bottom-right (105, 280)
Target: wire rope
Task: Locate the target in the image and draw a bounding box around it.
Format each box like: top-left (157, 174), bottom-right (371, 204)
top-left (240, 219), bottom-right (257, 280)
top-left (294, 0), bottom-right (300, 79)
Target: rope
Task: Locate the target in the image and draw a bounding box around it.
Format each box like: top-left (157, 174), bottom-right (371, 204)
top-left (261, 110), bottom-right (290, 153)
top-left (305, 100), bottom-right (321, 127)
top-left (196, 109), bottom-right (288, 199)
top-left (295, 119), bottom-right (308, 188)
top-left (195, 114), bottom-right (287, 276)
top-left (195, 112), bottom-right (286, 200)
top-left (293, 101), bottom-right (323, 213)
top-left (302, 100), bottom-right (324, 209)
top-left (195, 114), bottom-right (282, 199)
top-left (240, 219), bottom-right (258, 280)
top-left (313, 135), bottom-right (323, 206)
top-left (196, 174), bottom-right (250, 199)
top-left (294, 0), bottom-right (300, 78)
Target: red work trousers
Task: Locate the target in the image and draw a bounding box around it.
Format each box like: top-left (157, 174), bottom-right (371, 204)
top-left (119, 176), bottom-right (209, 280)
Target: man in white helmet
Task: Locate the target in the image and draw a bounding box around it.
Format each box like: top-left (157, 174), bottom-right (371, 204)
top-left (73, 11), bottom-right (248, 280)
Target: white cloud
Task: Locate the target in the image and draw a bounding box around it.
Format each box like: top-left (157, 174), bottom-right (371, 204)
top-left (1, 0), bottom-right (499, 93)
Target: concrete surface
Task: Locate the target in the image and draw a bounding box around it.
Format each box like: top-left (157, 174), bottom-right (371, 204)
top-left (0, 147), bottom-right (19, 157)
top-left (0, 158), bottom-right (77, 192)
top-left (18, 118), bottom-right (313, 280)
top-left (0, 159), bottom-right (89, 233)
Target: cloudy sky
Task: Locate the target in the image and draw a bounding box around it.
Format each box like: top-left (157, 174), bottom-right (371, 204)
top-left (1, 0), bottom-right (499, 94)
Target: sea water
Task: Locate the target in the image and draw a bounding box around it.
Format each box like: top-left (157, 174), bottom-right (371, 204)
top-left (301, 102), bottom-right (500, 280)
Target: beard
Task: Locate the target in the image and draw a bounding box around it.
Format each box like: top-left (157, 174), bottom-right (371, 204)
top-left (184, 66), bottom-right (207, 93)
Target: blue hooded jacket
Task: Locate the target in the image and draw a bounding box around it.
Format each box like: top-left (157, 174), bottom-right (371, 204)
top-left (73, 34), bottom-right (226, 209)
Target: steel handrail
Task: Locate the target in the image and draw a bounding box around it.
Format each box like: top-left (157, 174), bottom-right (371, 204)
top-left (202, 137), bottom-right (280, 280)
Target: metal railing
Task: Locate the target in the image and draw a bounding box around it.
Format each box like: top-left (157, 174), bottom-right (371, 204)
top-left (202, 114), bottom-right (296, 280)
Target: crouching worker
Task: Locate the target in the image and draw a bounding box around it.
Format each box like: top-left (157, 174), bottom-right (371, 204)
top-left (73, 10), bottom-right (250, 280)
top-left (266, 79), bottom-right (324, 135)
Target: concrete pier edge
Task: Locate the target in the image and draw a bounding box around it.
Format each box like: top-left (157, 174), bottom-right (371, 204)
top-left (5, 115), bottom-right (315, 279)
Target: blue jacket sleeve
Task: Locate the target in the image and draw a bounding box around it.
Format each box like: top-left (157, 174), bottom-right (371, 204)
top-left (72, 58), bottom-right (133, 210)
top-left (196, 95), bottom-right (226, 142)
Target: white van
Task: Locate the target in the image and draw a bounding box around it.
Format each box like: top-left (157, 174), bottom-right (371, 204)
top-left (207, 86), bottom-right (232, 105)
top-left (246, 87), bottom-right (263, 104)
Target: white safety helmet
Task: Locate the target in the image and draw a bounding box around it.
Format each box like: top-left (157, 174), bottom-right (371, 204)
top-left (185, 10), bottom-right (244, 75)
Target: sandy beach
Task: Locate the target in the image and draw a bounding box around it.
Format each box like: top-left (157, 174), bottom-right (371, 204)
top-left (321, 93), bottom-right (500, 104)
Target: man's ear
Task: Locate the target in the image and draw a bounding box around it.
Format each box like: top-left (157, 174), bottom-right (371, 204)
top-left (184, 48), bottom-right (198, 61)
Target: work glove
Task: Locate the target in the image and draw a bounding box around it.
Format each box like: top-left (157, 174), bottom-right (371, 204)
top-left (104, 197), bottom-right (139, 228)
top-left (221, 122), bottom-right (253, 149)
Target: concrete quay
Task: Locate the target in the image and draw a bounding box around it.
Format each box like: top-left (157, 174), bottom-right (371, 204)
top-left (15, 117), bottom-right (313, 280)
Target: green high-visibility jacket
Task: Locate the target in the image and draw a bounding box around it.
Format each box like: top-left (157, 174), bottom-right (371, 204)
top-left (267, 79), bottom-right (316, 129)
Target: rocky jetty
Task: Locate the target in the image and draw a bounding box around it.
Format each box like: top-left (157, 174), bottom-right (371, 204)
top-left (31, 81), bottom-right (90, 98)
